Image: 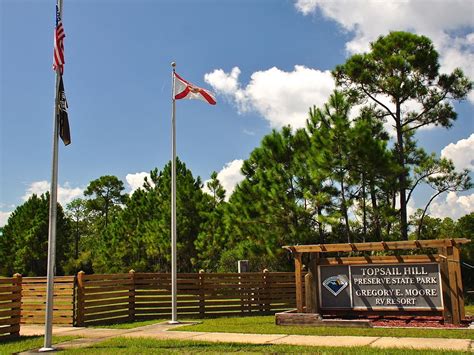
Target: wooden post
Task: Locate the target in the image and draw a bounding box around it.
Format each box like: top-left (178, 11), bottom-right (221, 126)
top-left (439, 248), bottom-right (453, 324)
top-left (313, 253), bottom-right (321, 315)
top-left (129, 270), bottom-right (136, 322)
top-left (294, 252), bottom-right (303, 313)
top-left (306, 253), bottom-right (320, 314)
top-left (76, 271), bottom-right (85, 327)
top-left (452, 245), bottom-right (465, 321)
top-left (446, 247), bottom-right (460, 325)
top-left (198, 270), bottom-right (205, 318)
top-left (12, 273), bottom-right (22, 337)
top-left (304, 273), bottom-right (314, 313)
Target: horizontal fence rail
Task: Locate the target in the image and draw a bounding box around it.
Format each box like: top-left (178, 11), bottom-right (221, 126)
top-left (77, 271), bottom-right (301, 326)
top-left (0, 274), bottom-right (22, 338)
top-left (21, 276), bottom-right (75, 326)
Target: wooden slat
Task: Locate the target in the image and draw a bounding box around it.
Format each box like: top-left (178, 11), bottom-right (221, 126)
top-left (0, 309), bottom-right (21, 318)
top-left (0, 286), bottom-right (21, 293)
top-left (0, 317), bottom-right (20, 326)
top-left (0, 294), bottom-right (21, 302)
top-left (21, 310), bottom-right (72, 317)
top-left (84, 280), bottom-right (132, 288)
top-left (0, 301), bottom-right (21, 309)
top-left (319, 255), bottom-right (441, 265)
top-left (0, 324), bottom-right (20, 335)
top-left (84, 298), bottom-right (129, 308)
top-left (83, 273), bottom-right (130, 281)
top-left (82, 285), bottom-right (131, 294)
top-left (83, 291), bottom-right (132, 301)
top-left (84, 304), bottom-right (128, 314)
top-left (0, 279), bottom-right (17, 285)
top-left (284, 238), bottom-right (469, 253)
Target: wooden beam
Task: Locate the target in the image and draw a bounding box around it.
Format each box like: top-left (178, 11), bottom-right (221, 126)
top-left (283, 238), bottom-right (469, 254)
top-left (319, 255), bottom-right (440, 265)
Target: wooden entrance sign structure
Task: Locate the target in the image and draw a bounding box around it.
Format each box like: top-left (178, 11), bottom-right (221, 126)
top-left (282, 238), bottom-right (469, 326)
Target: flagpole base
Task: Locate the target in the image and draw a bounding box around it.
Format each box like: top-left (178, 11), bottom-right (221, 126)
top-left (39, 347), bottom-right (56, 352)
top-left (168, 320), bottom-right (180, 325)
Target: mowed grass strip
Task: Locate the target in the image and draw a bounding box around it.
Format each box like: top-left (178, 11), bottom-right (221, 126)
top-left (0, 335), bottom-right (78, 354)
top-left (465, 304), bottom-right (474, 316)
top-left (172, 315), bottom-right (474, 340)
top-left (60, 337), bottom-right (469, 354)
top-left (90, 318), bottom-right (167, 329)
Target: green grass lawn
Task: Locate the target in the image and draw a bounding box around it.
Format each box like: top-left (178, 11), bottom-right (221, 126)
top-left (60, 337), bottom-right (469, 355)
top-left (172, 315), bottom-right (474, 340)
top-left (465, 304), bottom-right (474, 316)
top-left (91, 318), bottom-right (167, 329)
top-left (0, 335), bottom-right (78, 355)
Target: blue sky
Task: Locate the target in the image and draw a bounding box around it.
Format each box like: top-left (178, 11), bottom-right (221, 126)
top-left (1, 0), bottom-right (473, 226)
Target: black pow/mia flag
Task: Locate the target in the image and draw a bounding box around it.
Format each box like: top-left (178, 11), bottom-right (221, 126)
top-left (57, 75), bottom-right (71, 146)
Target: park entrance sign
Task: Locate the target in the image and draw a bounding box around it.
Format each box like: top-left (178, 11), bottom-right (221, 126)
top-left (319, 263), bottom-right (443, 310)
top-left (281, 238), bottom-right (470, 326)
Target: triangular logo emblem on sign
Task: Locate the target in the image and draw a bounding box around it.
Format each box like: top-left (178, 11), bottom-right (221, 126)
top-left (323, 275), bottom-right (349, 296)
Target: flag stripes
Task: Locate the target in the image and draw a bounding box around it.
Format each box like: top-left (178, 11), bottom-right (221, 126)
top-left (53, 5), bottom-right (65, 73)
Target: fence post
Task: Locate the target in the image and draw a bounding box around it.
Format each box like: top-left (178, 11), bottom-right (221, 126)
top-left (198, 270), bottom-right (205, 318)
top-left (12, 273), bottom-right (22, 337)
top-left (76, 271), bottom-right (85, 327)
top-left (262, 269), bottom-right (269, 313)
top-left (129, 270), bottom-right (136, 322)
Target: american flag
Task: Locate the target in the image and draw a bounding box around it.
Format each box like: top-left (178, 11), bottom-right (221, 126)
top-left (53, 5), bottom-right (65, 73)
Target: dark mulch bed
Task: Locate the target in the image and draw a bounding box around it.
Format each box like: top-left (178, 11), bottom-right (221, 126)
top-left (370, 315), bottom-right (471, 328)
top-left (323, 314), bottom-right (472, 328)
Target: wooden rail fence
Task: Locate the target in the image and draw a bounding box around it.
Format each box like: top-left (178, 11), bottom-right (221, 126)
top-left (0, 274), bottom-right (22, 338)
top-left (21, 276), bottom-right (75, 326)
top-left (5, 271), bottom-right (299, 328)
top-left (76, 271), bottom-right (300, 326)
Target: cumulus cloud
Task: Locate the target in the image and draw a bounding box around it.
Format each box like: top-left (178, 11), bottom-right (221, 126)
top-left (205, 66), bottom-right (335, 129)
top-left (126, 172), bottom-right (153, 194)
top-left (294, 0), bottom-right (474, 103)
top-left (429, 191), bottom-right (474, 220)
top-left (0, 211), bottom-right (12, 227)
top-left (203, 159), bottom-right (245, 200)
top-left (441, 134), bottom-right (474, 171)
top-left (22, 181), bottom-right (83, 206)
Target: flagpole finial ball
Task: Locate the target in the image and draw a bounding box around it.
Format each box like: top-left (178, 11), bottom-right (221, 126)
top-left (171, 62), bottom-right (176, 68)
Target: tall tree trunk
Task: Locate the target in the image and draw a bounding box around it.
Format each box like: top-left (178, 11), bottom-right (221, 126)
top-left (370, 182), bottom-right (381, 241)
top-left (417, 190), bottom-right (445, 238)
top-left (362, 174), bottom-right (367, 242)
top-left (395, 103), bottom-right (408, 240)
top-left (317, 207), bottom-right (324, 244)
top-left (340, 174), bottom-right (351, 243)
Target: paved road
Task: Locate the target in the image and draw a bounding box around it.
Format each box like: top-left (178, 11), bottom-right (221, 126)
top-left (18, 323), bottom-right (473, 353)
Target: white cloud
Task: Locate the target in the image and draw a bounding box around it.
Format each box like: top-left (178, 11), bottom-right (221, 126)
top-left (295, 0), bottom-right (474, 104)
top-left (441, 134), bottom-right (474, 171)
top-left (429, 191), bottom-right (474, 220)
top-left (205, 66), bottom-right (335, 129)
top-left (203, 159), bottom-right (245, 200)
top-left (204, 67), bottom-right (241, 96)
top-left (0, 211), bottom-right (12, 227)
top-left (126, 172), bottom-right (153, 194)
top-left (22, 180), bottom-right (83, 206)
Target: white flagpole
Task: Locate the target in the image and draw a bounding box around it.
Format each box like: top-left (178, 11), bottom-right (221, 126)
top-left (169, 61), bottom-right (179, 324)
top-left (40, 0), bottom-right (63, 351)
